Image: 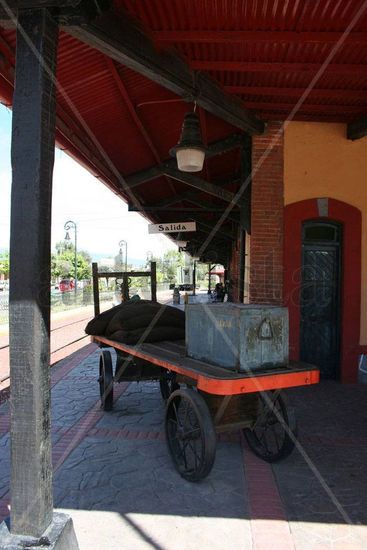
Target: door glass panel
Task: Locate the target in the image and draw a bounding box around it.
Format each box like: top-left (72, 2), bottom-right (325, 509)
top-left (304, 224), bottom-right (337, 242)
top-left (300, 221), bottom-right (341, 379)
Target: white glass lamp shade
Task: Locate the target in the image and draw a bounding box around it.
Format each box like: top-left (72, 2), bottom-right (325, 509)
top-left (176, 147), bottom-right (205, 172)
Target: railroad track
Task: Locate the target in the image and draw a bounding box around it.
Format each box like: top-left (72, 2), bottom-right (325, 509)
top-left (0, 295), bottom-right (174, 385)
top-left (0, 316), bottom-right (92, 384)
top-left (0, 316), bottom-right (91, 351)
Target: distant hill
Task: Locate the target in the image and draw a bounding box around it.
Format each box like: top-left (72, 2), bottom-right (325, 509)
top-left (90, 252), bottom-right (146, 268)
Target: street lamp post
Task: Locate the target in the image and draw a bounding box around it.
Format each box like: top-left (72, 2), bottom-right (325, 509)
top-left (119, 240), bottom-right (128, 272)
top-left (64, 220), bottom-right (77, 298)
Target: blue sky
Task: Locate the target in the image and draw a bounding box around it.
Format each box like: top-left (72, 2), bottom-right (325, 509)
top-left (0, 105), bottom-right (175, 262)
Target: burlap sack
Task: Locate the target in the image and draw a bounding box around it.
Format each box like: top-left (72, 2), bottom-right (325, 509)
top-left (109, 325), bottom-right (185, 345)
top-left (85, 299), bottom-right (153, 335)
top-left (105, 302), bottom-right (184, 336)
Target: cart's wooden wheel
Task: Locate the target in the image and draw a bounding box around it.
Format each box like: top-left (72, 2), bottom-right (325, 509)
top-left (244, 391), bottom-right (297, 462)
top-left (165, 389), bottom-right (216, 482)
top-left (159, 370), bottom-right (180, 402)
top-left (99, 350), bottom-right (114, 411)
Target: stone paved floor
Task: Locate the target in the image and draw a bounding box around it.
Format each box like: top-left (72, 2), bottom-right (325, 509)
top-left (0, 345), bottom-right (366, 549)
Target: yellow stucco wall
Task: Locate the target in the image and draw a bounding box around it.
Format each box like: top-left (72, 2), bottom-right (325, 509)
top-left (284, 122), bottom-right (367, 344)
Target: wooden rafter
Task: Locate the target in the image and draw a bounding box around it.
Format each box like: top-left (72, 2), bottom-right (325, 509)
top-left (2, 1), bottom-right (82, 7)
top-left (225, 86), bottom-right (367, 101)
top-left (106, 58), bottom-right (160, 163)
top-left (129, 202), bottom-right (240, 225)
top-left (106, 57), bottom-right (176, 195)
top-left (0, 1), bottom-right (112, 27)
top-left (190, 221), bottom-right (234, 241)
top-left (128, 206), bottom-right (230, 213)
top-left (147, 190), bottom-right (195, 209)
top-left (163, 167), bottom-right (240, 204)
top-left (66, 11), bottom-right (264, 134)
top-left (243, 102), bottom-right (367, 115)
top-left (184, 196), bottom-right (240, 224)
top-left (191, 60), bottom-right (367, 75)
top-left (0, 32), bottom-right (127, 199)
top-left (124, 133), bottom-right (245, 189)
top-left (153, 30), bottom-right (367, 45)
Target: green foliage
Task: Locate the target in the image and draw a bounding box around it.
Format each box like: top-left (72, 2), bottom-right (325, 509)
top-left (51, 242), bottom-right (91, 281)
top-left (0, 251), bottom-right (9, 278)
top-left (146, 250), bottom-right (184, 283)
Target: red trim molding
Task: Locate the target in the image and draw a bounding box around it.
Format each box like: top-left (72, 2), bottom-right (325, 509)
top-left (284, 198), bottom-right (362, 383)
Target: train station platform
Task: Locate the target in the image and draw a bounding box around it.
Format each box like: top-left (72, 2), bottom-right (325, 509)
top-left (0, 344), bottom-right (366, 549)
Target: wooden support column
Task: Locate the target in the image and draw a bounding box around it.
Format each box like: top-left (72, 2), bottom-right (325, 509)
top-left (9, 8), bottom-right (58, 537)
top-left (92, 262), bottom-right (100, 316)
top-left (150, 261), bottom-right (157, 302)
top-left (193, 261), bottom-right (196, 296)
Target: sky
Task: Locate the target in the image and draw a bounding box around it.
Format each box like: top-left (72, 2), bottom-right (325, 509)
top-left (0, 105), bottom-right (176, 264)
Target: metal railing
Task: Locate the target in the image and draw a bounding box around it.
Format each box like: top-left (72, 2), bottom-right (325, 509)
top-left (0, 282), bottom-right (171, 326)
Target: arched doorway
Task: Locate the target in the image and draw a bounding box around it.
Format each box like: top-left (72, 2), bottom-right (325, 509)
top-left (300, 221), bottom-right (342, 378)
top-left (284, 198), bottom-right (362, 383)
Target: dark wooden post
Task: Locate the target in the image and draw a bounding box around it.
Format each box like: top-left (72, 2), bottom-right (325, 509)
top-left (122, 271), bottom-right (130, 302)
top-left (9, 8), bottom-right (58, 538)
top-left (92, 262), bottom-right (100, 316)
top-left (122, 272), bottom-right (129, 301)
top-left (150, 261), bottom-right (157, 302)
top-left (192, 260), bottom-right (196, 296)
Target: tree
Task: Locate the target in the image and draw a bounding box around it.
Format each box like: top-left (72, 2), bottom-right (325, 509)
top-left (145, 250), bottom-right (184, 284)
top-left (51, 243), bottom-right (92, 281)
top-left (162, 250), bottom-right (184, 283)
top-left (0, 251), bottom-right (9, 279)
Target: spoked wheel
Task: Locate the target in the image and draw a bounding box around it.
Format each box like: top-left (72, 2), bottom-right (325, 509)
top-left (165, 389), bottom-right (216, 482)
top-left (98, 350), bottom-right (114, 411)
top-left (159, 370), bottom-right (180, 401)
top-left (244, 391), bottom-right (297, 462)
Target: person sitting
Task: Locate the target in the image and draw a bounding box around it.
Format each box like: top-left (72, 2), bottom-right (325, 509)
top-left (214, 282), bottom-right (225, 302)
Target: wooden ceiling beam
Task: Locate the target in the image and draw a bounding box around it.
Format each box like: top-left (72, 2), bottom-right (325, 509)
top-left (150, 190), bottom-right (195, 209)
top-left (66, 12), bottom-right (264, 134)
top-left (0, 1), bottom-right (112, 26)
top-left (106, 58), bottom-right (160, 164)
top-left (128, 205), bottom-right (229, 213)
top-left (192, 221), bottom-right (234, 241)
top-left (185, 197), bottom-right (240, 224)
top-left (163, 166), bottom-right (240, 204)
top-left (0, 33), bottom-right (128, 200)
top-left (106, 57), bottom-right (176, 194)
top-left (191, 60), bottom-right (367, 75)
top-left (129, 201), bottom-right (240, 224)
top-left (153, 30), bottom-right (367, 45)
top-left (244, 102), bottom-right (367, 115)
top-left (124, 133), bottom-right (245, 189)
top-left (225, 86), bottom-right (367, 101)
top-left (347, 115), bottom-right (367, 140)
top-left (2, 1), bottom-right (82, 7)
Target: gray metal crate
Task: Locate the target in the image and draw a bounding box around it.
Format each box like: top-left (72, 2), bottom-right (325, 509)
top-left (186, 303), bottom-right (289, 372)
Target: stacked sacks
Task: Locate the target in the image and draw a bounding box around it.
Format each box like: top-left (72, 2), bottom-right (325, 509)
top-left (85, 300), bottom-right (185, 344)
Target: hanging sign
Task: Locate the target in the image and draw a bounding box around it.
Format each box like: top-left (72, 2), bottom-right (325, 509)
top-left (148, 221), bottom-right (196, 234)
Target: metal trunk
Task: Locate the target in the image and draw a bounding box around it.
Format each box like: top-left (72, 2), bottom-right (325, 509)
top-left (186, 304), bottom-right (289, 372)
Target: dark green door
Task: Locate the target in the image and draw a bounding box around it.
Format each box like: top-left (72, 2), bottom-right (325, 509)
top-left (300, 221), bottom-right (341, 379)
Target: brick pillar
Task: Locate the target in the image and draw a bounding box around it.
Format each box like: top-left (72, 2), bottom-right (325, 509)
top-left (250, 121), bottom-right (284, 305)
